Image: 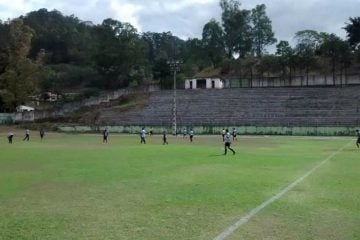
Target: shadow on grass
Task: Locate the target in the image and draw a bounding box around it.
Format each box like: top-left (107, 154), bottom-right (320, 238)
top-left (208, 154), bottom-right (227, 157)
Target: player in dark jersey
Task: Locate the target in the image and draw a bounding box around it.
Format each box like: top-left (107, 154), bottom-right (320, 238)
top-left (102, 128), bottom-right (109, 143)
top-left (224, 129), bottom-right (235, 155)
top-left (356, 129), bottom-right (360, 148)
top-left (40, 127), bottom-right (45, 141)
top-left (162, 131), bottom-right (168, 145)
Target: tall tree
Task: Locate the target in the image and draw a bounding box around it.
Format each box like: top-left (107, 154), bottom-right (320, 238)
top-left (344, 17), bottom-right (360, 50)
top-left (0, 19), bottom-right (40, 110)
top-left (320, 33), bottom-right (352, 85)
top-left (250, 4), bottom-right (276, 57)
top-left (202, 18), bottom-right (225, 67)
top-left (94, 19), bottom-right (149, 89)
top-left (294, 30), bottom-right (322, 85)
top-left (220, 0), bottom-right (252, 58)
top-left (276, 40), bottom-right (294, 80)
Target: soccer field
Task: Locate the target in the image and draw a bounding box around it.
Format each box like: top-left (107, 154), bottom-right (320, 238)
top-left (0, 132), bottom-right (359, 240)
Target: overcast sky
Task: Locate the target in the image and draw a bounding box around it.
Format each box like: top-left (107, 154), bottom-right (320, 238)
top-left (1, 0), bottom-right (359, 47)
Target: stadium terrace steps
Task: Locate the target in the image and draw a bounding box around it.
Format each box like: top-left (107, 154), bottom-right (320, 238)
top-left (96, 86), bottom-right (360, 126)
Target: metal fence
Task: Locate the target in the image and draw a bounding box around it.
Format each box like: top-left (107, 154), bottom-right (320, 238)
top-left (225, 73), bottom-right (360, 88)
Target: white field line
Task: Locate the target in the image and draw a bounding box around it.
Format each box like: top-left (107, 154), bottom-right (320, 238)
top-left (213, 141), bottom-right (352, 240)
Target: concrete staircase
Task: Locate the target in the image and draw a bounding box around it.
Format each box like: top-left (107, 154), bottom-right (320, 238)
top-left (96, 86), bottom-right (360, 126)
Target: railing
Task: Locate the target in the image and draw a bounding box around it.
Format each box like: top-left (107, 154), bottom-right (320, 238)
top-left (225, 73), bottom-right (360, 88)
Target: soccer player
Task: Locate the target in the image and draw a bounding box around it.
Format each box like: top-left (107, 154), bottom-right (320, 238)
top-left (183, 128), bottom-right (187, 138)
top-left (140, 127), bottom-right (146, 144)
top-left (162, 131), bottom-right (168, 145)
top-left (40, 127), bottom-right (45, 141)
top-left (7, 132), bottom-right (14, 144)
top-left (102, 128), bottom-right (109, 143)
top-left (356, 129), bottom-right (360, 148)
top-left (23, 129), bottom-right (30, 141)
top-left (189, 129), bottom-right (194, 142)
top-left (224, 129), bottom-right (236, 155)
top-left (232, 128), bottom-right (237, 141)
top-left (221, 128), bottom-right (226, 142)
top-left (149, 127), bottom-right (154, 136)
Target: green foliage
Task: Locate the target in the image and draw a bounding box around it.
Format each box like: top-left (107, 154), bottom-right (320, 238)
top-left (220, 0), bottom-right (252, 58)
top-left (344, 17), bottom-right (360, 49)
top-left (0, 19), bottom-right (40, 110)
top-left (319, 34), bottom-right (352, 83)
top-left (0, 7), bottom-right (359, 112)
top-left (250, 4), bottom-right (277, 57)
top-left (202, 19), bottom-right (225, 67)
top-left (276, 40), bottom-right (295, 76)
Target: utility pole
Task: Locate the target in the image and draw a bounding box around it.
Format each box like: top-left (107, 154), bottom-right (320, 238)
top-left (167, 59), bottom-right (182, 135)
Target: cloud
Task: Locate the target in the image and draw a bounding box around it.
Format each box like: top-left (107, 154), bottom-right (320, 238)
top-left (110, 0), bottom-right (143, 31)
top-left (0, 0), bottom-right (359, 45)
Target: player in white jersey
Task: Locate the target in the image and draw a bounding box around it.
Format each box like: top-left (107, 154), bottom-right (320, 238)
top-left (232, 128), bottom-right (237, 141)
top-left (140, 127), bottom-right (146, 144)
top-left (23, 129), bottom-right (30, 141)
top-left (224, 129), bottom-right (235, 155)
top-left (189, 129), bottom-right (194, 142)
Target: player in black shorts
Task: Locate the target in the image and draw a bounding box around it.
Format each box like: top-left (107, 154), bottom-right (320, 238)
top-left (40, 127), bottom-right (45, 141)
top-left (224, 129), bottom-right (235, 155)
top-left (23, 129), bottom-right (30, 141)
top-left (232, 128), bottom-right (237, 141)
top-left (162, 131), bottom-right (168, 145)
top-left (7, 132), bottom-right (14, 144)
top-left (356, 129), bottom-right (360, 148)
top-left (189, 129), bottom-right (194, 142)
top-left (102, 128), bottom-right (109, 143)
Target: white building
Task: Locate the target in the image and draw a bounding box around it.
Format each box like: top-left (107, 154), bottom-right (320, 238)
top-left (16, 105), bottom-right (34, 112)
top-left (185, 78), bottom-right (225, 89)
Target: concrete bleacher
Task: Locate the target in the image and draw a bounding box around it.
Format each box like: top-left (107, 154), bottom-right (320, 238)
top-left (97, 86), bottom-right (360, 126)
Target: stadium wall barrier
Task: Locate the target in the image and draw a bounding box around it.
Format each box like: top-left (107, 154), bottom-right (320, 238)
top-left (0, 113), bottom-right (14, 124)
top-left (57, 125), bottom-right (358, 136)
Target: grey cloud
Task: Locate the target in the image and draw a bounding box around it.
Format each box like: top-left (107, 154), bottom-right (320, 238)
top-left (1, 0), bottom-right (359, 45)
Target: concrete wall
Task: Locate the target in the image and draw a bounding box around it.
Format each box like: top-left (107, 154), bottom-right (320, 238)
top-left (0, 113), bottom-right (14, 124)
top-left (14, 112), bottom-right (34, 122)
top-left (185, 78), bottom-right (224, 89)
top-left (57, 125), bottom-right (358, 136)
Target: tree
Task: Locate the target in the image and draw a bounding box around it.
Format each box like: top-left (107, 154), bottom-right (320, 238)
top-left (0, 19), bottom-right (40, 110)
top-left (294, 30), bottom-right (322, 85)
top-left (276, 40), bottom-right (294, 81)
top-left (220, 0), bottom-right (252, 58)
top-left (202, 18), bottom-right (225, 67)
top-left (93, 19), bottom-right (149, 89)
top-left (250, 4), bottom-right (276, 57)
top-left (320, 34), bottom-right (352, 85)
top-left (344, 17), bottom-right (360, 50)
top-left (257, 54), bottom-right (280, 78)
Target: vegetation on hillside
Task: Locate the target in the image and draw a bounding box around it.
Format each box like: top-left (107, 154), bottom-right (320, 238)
top-left (0, 0), bottom-right (359, 111)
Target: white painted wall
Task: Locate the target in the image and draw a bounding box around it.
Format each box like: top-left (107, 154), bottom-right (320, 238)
top-left (185, 78), bottom-right (224, 89)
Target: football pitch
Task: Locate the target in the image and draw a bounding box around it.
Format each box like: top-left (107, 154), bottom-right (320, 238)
top-left (0, 132), bottom-right (359, 240)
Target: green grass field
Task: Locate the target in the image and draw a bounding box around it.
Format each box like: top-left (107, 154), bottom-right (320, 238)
top-left (0, 131), bottom-right (359, 240)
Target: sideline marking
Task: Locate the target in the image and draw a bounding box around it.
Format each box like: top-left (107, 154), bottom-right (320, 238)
top-left (213, 141), bottom-right (351, 240)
